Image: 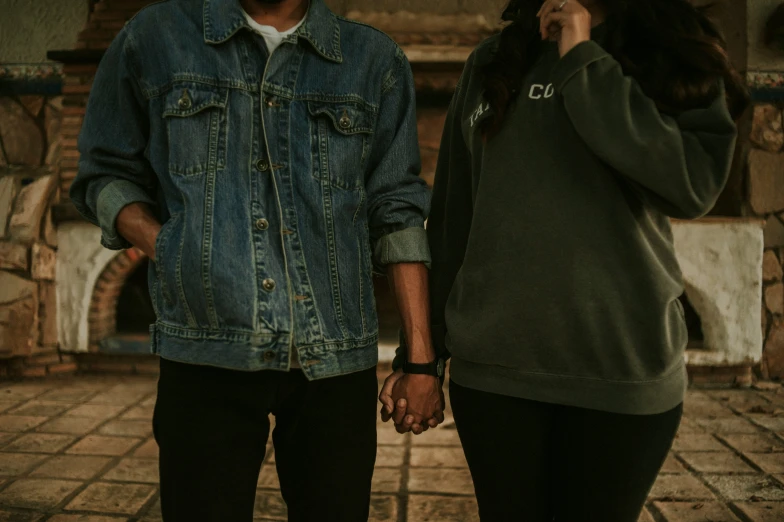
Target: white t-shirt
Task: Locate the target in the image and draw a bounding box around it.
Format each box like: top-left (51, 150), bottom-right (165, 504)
top-left (243, 10), bottom-right (306, 54)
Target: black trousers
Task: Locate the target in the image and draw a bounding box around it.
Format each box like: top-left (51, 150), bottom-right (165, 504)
top-left (153, 358), bottom-right (378, 522)
top-left (450, 380), bottom-right (683, 522)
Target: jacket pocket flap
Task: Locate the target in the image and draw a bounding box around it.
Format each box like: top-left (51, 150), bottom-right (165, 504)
top-left (163, 85), bottom-right (226, 118)
top-left (307, 101), bottom-right (375, 135)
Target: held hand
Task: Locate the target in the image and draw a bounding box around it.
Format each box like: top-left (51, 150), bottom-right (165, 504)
top-left (380, 369), bottom-right (405, 422)
top-left (379, 371), bottom-right (422, 433)
top-left (537, 0), bottom-right (592, 57)
top-left (380, 370), bottom-right (444, 435)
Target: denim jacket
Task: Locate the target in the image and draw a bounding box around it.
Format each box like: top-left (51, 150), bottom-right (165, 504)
top-left (70, 0), bottom-right (431, 379)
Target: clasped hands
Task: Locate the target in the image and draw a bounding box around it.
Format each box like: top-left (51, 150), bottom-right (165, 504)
top-left (379, 370), bottom-right (445, 435)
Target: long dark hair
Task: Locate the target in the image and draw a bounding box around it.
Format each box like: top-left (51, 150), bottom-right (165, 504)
top-left (480, 0), bottom-right (750, 139)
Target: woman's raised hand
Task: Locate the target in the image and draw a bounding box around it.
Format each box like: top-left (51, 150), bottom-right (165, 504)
top-left (537, 0), bottom-right (592, 57)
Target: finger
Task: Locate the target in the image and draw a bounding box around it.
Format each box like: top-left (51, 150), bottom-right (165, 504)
top-left (392, 398), bottom-right (408, 425)
top-left (395, 414), bottom-right (417, 434)
top-left (435, 410), bottom-right (445, 424)
top-left (411, 423), bottom-right (424, 435)
top-left (395, 422), bottom-right (411, 434)
top-left (542, 0), bottom-right (572, 16)
top-left (379, 394), bottom-right (395, 416)
top-left (539, 0), bottom-right (571, 35)
top-left (380, 406), bottom-right (392, 423)
top-left (538, 0), bottom-right (562, 24)
top-left (537, 0), bottom-right (556, 17)
top-left (427, 417), bottom-right (439, 428)
top-left (541, 11), bottom-right (567, 38)
top-left (379, 375), bottom-right (396, 403)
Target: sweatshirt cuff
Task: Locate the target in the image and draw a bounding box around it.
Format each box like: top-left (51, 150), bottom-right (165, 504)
top-left (96, 179), bottom-right (156, 251)
top-left (373, 227), bottom-right (432, 271)
top-left (551, 40), bottom-right (610, 92)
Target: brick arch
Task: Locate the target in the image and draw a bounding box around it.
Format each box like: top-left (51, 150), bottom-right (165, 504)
top-left (87, 247), bottom-right (147, 351)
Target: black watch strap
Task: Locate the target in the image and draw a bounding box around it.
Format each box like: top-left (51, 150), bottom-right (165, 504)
top-left (402, 358), bottom-right (445, 378)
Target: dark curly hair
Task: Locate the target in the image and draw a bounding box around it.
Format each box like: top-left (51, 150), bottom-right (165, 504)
top-left (480, 0), bottom-right (750, 139)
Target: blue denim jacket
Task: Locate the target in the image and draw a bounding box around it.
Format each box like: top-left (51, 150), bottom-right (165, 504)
top-left (70, 0), bottom-right (431, 379)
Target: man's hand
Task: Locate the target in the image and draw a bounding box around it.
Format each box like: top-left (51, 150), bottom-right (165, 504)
top-left (538, 0), bottom-right (592, 57)
top-left (116, 202), bottom-right (161, 261)
top-left (380, 370), bottom-right (445, 435)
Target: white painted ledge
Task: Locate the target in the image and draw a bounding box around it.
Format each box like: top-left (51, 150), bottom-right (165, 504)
top-left (672, 218), bottom-right (765, 366)
top-left (57, 222), bottom-right (118, 353)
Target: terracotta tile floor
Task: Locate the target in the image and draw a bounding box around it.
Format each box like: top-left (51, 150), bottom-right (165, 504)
top-left (0, 374), bottom-right (781, 521)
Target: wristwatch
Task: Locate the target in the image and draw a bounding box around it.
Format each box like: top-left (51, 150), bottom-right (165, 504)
top-left (402, 358), bottom-right (445, 378)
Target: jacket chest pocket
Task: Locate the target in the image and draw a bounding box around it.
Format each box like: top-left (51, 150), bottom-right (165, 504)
top-left (308, 101), bottom-right (376, 190)
top-left (162, 85), bottom-right (228, 176)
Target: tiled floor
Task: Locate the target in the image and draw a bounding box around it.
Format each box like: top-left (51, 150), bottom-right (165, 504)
top-left (0, 375), bottom-right (782, 521)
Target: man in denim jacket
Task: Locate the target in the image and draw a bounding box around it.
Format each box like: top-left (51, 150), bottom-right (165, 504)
top-left (70, 0), bottom-right (444, 519)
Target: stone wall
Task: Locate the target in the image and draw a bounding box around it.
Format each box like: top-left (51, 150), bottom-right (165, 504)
top-left (0, 169), bottom-right (77, 377)
top-left (748, 0), bottom-right (784, 380)
top-left (0, 95), bottom-right (63, 168)
top-left (753, 103), bottom-right (784, 379)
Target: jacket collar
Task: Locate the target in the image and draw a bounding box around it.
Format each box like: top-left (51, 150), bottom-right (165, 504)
top-left (203, 0), bottom-right (342, 63)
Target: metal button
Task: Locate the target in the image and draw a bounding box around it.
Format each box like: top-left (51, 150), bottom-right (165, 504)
top-left (255, 218), bottom-right (269, 231)
top-left (256, 158), bottom-right (269, 172)
top-left (263, 350), bottom-right (276, 361)
top-left (265, 96), bottom-right (276, 107)
top-left (262, 278), bottom-right (276, 292)
top-left (177, 89), bottom-right (192, 110)
top-left (339, 115), bottom-right (351, 129)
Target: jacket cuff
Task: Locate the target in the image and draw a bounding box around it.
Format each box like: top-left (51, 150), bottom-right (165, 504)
top-left (551, 40), bottom-right (610, 92)
top-left (96, 179), bottom-right (155, 251)
top-left (373, 227), bottom-right (431, 272)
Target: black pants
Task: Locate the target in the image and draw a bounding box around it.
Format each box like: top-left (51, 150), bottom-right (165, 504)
top-left (450, 380), bottom-right (682, 522)
top-left (153, 358), bottom-right (378, 522)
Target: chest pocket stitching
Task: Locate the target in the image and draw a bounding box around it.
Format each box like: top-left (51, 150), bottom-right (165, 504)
top-left (307, 102), bottom-right (376, 190)
top-left (162, 86), bottom-right (228, 176)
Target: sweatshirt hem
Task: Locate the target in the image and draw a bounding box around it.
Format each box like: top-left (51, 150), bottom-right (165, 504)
top-left (449, 357), bottom-right (687, 416)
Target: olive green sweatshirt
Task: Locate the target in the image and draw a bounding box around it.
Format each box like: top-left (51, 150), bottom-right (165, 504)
top-left (430, 29), bottom-right (738, 415)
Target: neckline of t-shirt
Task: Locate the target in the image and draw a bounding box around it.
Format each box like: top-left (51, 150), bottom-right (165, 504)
top-left (244, 7), bottom-right (307, 37)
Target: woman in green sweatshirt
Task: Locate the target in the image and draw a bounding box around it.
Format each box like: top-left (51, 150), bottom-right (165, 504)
top-left (410, 0), bottom-right (749, 519)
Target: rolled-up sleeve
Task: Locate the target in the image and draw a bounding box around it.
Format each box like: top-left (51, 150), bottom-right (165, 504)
top-left (69, 23), bottom-right (156, 251)
top-left (365, 46), bottom-right (431, 273)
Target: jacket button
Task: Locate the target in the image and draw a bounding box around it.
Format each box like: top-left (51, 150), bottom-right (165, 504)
top-left (255, 218), bottom-right (269, 231)
top-left (256, 158), bottom-right (269, 171)
top-left (263, 350), bottom-right (276, 361)
top-left (339, 115), bottom-right (351, 129)
top-left (177, 90), bottom-right (192, 110)
top-left (263, 278), bottom-right (276, 292)
top-left (265, 96), bottom-right (276, 107)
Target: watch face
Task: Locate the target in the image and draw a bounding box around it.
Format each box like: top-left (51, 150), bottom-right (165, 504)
top-left (437, 359), bottom-right (445, 377)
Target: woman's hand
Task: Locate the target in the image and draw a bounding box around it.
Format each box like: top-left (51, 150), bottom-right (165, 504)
top-left (538, 0), bottom-right (592, 57)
